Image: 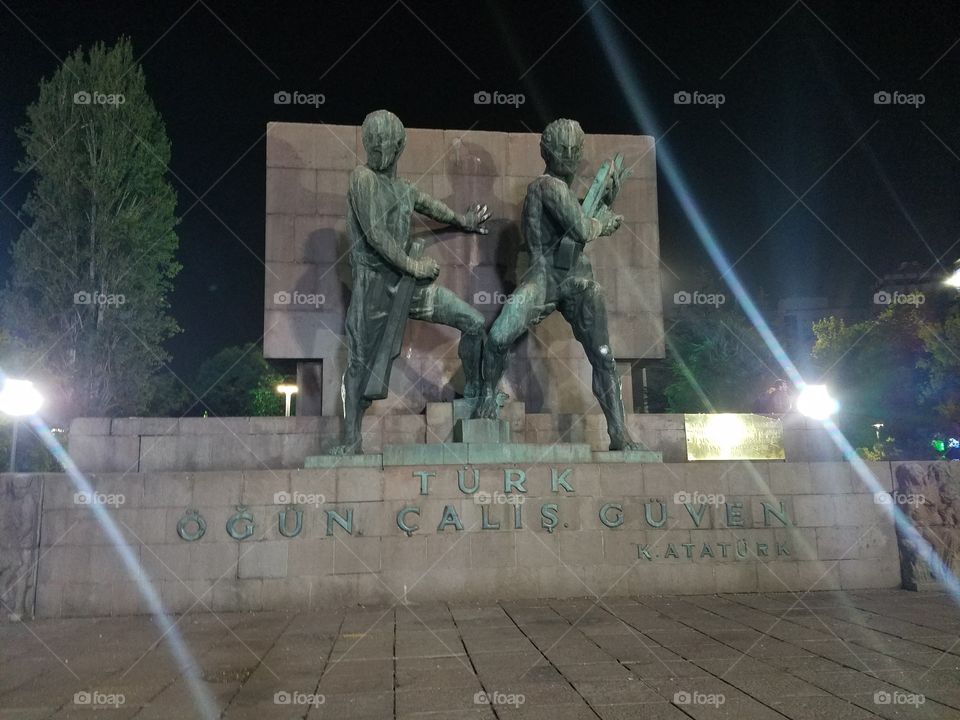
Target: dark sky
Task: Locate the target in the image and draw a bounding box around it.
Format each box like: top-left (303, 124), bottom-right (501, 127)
top-left (2, 0), bottom-right (959, 375)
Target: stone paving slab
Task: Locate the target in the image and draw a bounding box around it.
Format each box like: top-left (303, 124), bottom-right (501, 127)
top-left (1, 591), bottom-right (960, 718)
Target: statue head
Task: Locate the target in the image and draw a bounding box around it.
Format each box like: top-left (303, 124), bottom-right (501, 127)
top-left (540, 118), bottom-right (584, 179)
top-left (362, 109), bottom-right (406, 172)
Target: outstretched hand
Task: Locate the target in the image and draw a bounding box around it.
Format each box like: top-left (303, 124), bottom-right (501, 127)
top-left (460, 203), bottom-right (491, 234)
top-left (596, 205), bottom-right (623, 236)
top-left (412, 257), bottom-right (440, 281)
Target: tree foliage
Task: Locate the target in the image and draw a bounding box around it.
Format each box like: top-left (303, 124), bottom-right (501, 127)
top-left (919, 303), bottom-right (960, 432)
top-left (2, 37), bottom-right (180, 420)
top-left (811, 305), bottom-right (933, 457)
top-left (666, 290), bottom-right (949, 459)
top-left (665, 304), bottom-right (779, 413)
top-left (192, 345), bottom-right (286, 417)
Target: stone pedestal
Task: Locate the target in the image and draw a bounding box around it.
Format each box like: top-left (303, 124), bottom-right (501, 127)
top-left (18, 461), bottom-right (904, 617)
top-left (593, 450), bottom-right (663, 463)
top-left (304, 441), bottom-right (665, 468)
top-left (453, 418), bottom-right (510, 443)
top-left (451, 398), bottom-right (477, 422)
top-left (304, 454), bottom-right (382, 469)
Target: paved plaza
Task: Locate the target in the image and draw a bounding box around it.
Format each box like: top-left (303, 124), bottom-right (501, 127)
top-left (2, 590), bottom-right (960, 719)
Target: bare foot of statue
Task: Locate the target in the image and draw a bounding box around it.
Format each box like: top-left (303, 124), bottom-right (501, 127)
top-left (474, 390), bottom-right (509, 419)
top-left (329, 440), bottom-right (362, 456)
top-left (609, 436), bottom-right (644, 451)
top-left (474, 393), bottom-right (500, 419)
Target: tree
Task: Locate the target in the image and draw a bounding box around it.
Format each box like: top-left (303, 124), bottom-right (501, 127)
top-left (2, 38), bottom-right (180, 420)
top-left (192, 345), bottom-right (285, 417)
top-left (665, 303), bottom-right (779, 413)
top-left (812, 305), bottom-right (933, 457)
top-left (919, 300), bottom-right (960, 430)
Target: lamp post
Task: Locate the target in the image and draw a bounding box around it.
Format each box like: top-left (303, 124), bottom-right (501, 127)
top-left (873, 422), bottom-right (884, 441)
top-left (0, 379), bottom-right (44, 472)
top-left (276, 384), bottom-right (298, 417)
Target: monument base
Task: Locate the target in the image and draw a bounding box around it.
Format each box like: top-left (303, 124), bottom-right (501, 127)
top-left (593, 450), bottom-right (663, 463)
top-left (902, 580), bottom-right (946, 592)
top-left (305, 442), bottom-right (663, 468)
top-left (453, 418), bottom-right (510, 443)
top-left (6, 459), bottom-right (902, 619)
top-left (66, 411), bottom-right (847, 475)
top-left (304, 454), bottom-right (382, 469)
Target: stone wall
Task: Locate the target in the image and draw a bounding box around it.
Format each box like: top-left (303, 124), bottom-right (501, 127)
top-left (5, 460), bottom-right (901, 619)
top-left (65, 412), bottom-right (689, 472)
top-left (264, 122), bottom-right (663, 416)
top-left (68, 412), bottom-right (842, 473)
top-left (892, 461), bottom-right (960, 590)
top-left (0, 475), bottom-right (42, 620)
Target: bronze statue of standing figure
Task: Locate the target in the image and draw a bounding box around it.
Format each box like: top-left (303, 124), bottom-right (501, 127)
top-left (474, 118), bottom-right (643, 451)
top-left (331, 109), bottom-right (490, 455)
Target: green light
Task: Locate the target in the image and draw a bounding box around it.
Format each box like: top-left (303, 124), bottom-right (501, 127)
top-left (933, 439), bottom-right (946, 453)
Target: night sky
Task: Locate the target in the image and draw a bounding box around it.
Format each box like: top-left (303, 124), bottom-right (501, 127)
top-left (2, 0), bottom-right (959, 375)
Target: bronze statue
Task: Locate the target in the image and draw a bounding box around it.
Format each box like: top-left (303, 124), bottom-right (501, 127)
top-left (474, 118), bottom-right (643, 451)
top-left (330, 110), bottom-right (490, 455)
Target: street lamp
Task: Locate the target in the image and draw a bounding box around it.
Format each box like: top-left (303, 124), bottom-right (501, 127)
top-left (873, 422), bottom-right (884, 441)
top-left (945, 262), bottom-right (960, 289)
top-left (796, 384), bottom-right (839, 421)
top-left (276, 384), bottom-right (298, 417)
top-left (0, 378), bottom-right (44, 472)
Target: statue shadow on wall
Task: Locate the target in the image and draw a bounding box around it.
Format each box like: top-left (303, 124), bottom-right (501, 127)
top-left (410, 139), bottom-right (545, 410)
top-left (286, 220), bottom-right (350, 414)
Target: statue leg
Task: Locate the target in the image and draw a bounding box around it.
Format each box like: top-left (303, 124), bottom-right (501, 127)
top-left (335, 366), bottom-right (370, 454)
top-left (408, 284), bottom-right (486, 399)
top-left (559, 280), bottom-right (640, 451)
top-left (475, 281), bottom-right (544, 419)
top-left (330, 268), bottom-right (385, 455)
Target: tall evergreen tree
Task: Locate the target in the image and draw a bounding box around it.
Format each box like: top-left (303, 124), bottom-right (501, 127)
top-left (3, 38), bottom-right (180, 418)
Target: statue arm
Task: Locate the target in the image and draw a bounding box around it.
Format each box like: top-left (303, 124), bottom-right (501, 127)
top-left (412, 185), bottom-right (491, 235)
top-left (412, 187), bottom-right (460, 227)
top-left (350, 171), bottom-right (430, 276)
top-left (543, 179), bottom-right (602, 245)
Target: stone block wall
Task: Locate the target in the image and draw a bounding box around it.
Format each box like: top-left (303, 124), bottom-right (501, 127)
top-left (892, 461), bottom-right (960, 590)
top-left (6, 460), bottom-right (901, 618)
top-left (264, 122), bottom-right (663, 416)
top-left (0, 475), bottom-right (42, 620)
top-left (68, 412), bottom-right (851, 473)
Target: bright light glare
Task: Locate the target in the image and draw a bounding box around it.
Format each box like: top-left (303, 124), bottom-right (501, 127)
top-left (945, 267), bottom-right (960, 288)
top-left (796, 385), bottom-right (838, 420)
top-left (703, 414), bottom-right (748, 453)
top-left (276, 384), bottom-right (298, 395)
top-left (0, 379), bottom-right (44, 416)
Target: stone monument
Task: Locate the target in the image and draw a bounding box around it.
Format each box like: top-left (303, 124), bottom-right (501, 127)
top-left (263, 119), bottom-right (664, 429)
top-left (0, 118), bottom-right (909, 620)
top-left (297, 113), bottom-right (658, 465)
